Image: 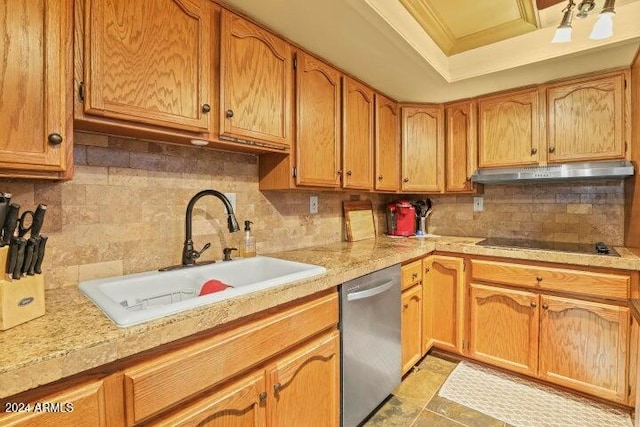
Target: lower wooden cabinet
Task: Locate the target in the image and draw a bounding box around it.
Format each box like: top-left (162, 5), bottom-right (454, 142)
top-left (401, 284), bottom-right (422, 374)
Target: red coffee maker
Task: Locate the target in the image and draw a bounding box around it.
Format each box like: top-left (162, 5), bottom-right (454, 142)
top-left (386, 200), bottom-right (416, 236)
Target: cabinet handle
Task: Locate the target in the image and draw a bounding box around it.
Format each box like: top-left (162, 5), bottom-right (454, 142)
top-left (536, 276), bottom-right (542, 282)
top-left (542, 303), bottom-right (549, 310)
top-left (530, 302), bottom-right (537, 308)
top-left (346, 171), bottom-right (352, 176)
top-left (274, 383), bottom-right (282, 393)
top-left (48, 133), bottom-right (63, 145)
top-left (225, 109), bottom-right (234, 118)
top-left (412, 272), bottom-right (418, 280)
top-left (378, 175), bottom-right (383, 181)
top-left (403, 178), bottom-right (409, 183)
top-left (202, 103), bottom-right (211, 113)
top-left (259, 392), bottom-right (267, 403)
top-left (403, 303), bottom-right (409, 309)
top-left (425, 267), bottom-right (430, 273)
top-left (549, 146), bottom-right (555, 153)
top-left (531, 147), bottom-right (537, 155)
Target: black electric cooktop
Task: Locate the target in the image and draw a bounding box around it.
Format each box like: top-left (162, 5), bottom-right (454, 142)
top-left (476, 238), bottom-right (620, 257)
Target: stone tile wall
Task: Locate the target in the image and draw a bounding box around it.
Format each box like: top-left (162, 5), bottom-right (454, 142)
top-left (0, 132), bottom-right (625, 288)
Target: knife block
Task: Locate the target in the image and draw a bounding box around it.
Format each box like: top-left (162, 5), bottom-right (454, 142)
top-left (0, 246), bottom-right (45, 330)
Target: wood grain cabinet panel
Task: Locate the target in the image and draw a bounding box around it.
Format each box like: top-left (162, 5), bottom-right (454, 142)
top-left (83, 0), bottom-right (212, 132)
top-left (539, 296), bottom-right (629, 403)
top-left (375, 94), bottom-right (400, 192)
top-left (401, 260), bottom-right (423, 291)
top-left (342, 77), bottom-right (374, 190)
top-left (402, 284), bottom-right (423, 374)
top-left (295, 52), bottom-right (341, 187)
top-left (0, 0), bottom-right (72, 178)
top-left (423, 256), bottom-right (464, 355)
top-left (546, 74), bottom-right (625, 162)
top-left (478, 89), bottom-right (539, 168)
top-left (445, 101), bottom-right (476, 193)
top-left (267, 331), bottom-right (340, 427)
top-left (401, 106), bottom-right (444, 193)
top-left (220, 10), bottom-right (292, 148)
top-left (469, 283), bottom-right (539, 377)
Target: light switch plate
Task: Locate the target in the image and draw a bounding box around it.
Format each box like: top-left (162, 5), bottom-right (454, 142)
top-left (473, 197), bottom-right (483, 212)
top-left (310, 195), bottom-right (319, 214)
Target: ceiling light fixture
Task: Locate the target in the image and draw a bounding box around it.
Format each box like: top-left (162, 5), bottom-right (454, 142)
top-left (551, 0), bottom-right (615, 43)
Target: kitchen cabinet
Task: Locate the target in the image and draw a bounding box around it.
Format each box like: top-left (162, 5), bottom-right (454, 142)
top-left (546, 73), bottom-right (626, 163)
top-left (220, 10), bottom-right (292, 149)
top-left (81, 0), bottom-right (213, 133)
top-left (422, 256), bottom-right (465, 355)
top-left (538, 295), bottom-right (629, 403)
top-left (0, 0), bottom-right (73, 179)
top-left (294, 52), bottom-right (342, 188)
top-left (402, 284), bottom-right (423, 374)
top-left (375, 94), bottom-right (400, 192)
top-left (444, 101), bottom-right (477, 193)
top-left (477, 88), bottom-right (540, 168)
top-left (342, 77), bottom-right (374, 190)
top-left (469, 283), bottom-right (540, 377)
top-left (401, 105), bottom-right (444, 193)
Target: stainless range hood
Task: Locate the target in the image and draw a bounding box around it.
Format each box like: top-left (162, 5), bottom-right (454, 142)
top-left (470, 160), bottom-right (634, 184)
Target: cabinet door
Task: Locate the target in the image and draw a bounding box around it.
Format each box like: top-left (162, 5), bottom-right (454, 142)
top-left (402, 284), bottom-right (423, 374)
top-left (445, 102), bottom-right (476, 192)
top-left (153, 371), bottom-right (267, 427)
top-left (0, 0), bottom-right (71, 176)
top-left (221, 11), bottom-right (292, 148)
top-left (478, 89), bottom-right (540, 168)
top-left (547, 74), bottom-right (625, 163)
top-left (401, 106), bottom-right (444, 192)
top-left (267, 331), bottom-right (340, 427)
top-left (539, 295), bottom-right (629, 403)
top-left (84, 0), bottom-right (212, 132)
top-left (295, 52), bottom-right (341, 187)
top-left (342, 77), bottom-right (374, 190)
top-left (375, 94), bottom-right (400, 192)
top-left (469, 284), bottom-right (539, 377)
top-left (423, 256), bottom-right (464, 355)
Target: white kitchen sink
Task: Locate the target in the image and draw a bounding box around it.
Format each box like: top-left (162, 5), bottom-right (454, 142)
top-left (79, 256), bottom-right (326, 327)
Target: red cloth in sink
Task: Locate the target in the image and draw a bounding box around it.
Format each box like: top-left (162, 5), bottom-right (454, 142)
top-left (199, 279), bottom-right (231, 296)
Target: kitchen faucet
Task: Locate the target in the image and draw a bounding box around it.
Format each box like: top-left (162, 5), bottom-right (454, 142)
top-left (182, 190), bottom-right (240, 266)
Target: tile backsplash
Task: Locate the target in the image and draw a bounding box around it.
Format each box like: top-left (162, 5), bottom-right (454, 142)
top-left (0, 132), bottom-right (625, 288)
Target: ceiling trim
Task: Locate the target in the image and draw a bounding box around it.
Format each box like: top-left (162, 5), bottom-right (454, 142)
top-left (398, 0), bottom-right (539, 56)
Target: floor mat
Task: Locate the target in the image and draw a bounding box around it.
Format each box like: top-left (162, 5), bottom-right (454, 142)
top-left (438, 361), bottom-right (633, 427)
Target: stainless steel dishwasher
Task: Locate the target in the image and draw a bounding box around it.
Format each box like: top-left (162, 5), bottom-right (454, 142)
top-left (340, 264), bottom-right (401, 427)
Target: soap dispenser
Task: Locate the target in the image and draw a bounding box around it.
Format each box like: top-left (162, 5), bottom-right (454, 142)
top-left (240, 220), bottom-right (256, 257)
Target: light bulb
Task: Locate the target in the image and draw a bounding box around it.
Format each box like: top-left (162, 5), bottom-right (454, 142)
top-left (589, 12), bottom-right (614, 39)
top-left (552, 26), bottom-right (573, 43)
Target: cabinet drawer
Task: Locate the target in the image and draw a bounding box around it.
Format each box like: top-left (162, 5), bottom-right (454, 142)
top-left (401, 260), bottom-right (423, 290)
top-left (471, 260), bottom-right (629, 300)
top-left (123, 292), bottom-right (338, 424)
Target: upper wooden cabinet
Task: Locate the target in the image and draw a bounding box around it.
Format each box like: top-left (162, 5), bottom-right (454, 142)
top-left (445, 101), bottom-right (477, 193)
top-left (220, 10), bottom-right (292, 149)
top-left (478, 89), bottom-right (540, 168)
top-left (0, 0), bottom-right (72, 179)
top-left (375, 94), bottom-right (400, 192)
top-left (82, 0), bottom-right (213, 133)
top-left (546, 73), bottom-right (626, 163)
top-left (401, 105), bottom-right (444, 193)
top-left (342, 77), bottom-right (374, 190)
top-left (295, 52), bottom-right (341, 188)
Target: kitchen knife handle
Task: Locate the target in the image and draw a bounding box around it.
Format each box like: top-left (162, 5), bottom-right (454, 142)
top-left (34, 235), bottom-right (48, 274)
top-left (27, 237), bottom-right (41, 275)
top-left (6, 238), bottom-right (19, 275)
top-left (3, 203), bottom-right (20, 245)
top-left (30, 204), bottom-right (47, 238)
top-left (12, 239), bottom-right (26, 280)
top-left (22, 238), bottom-right (36, 276)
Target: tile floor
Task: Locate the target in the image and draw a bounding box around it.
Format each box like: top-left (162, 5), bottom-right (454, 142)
top-left (363, 354), bottom-right (511, 427)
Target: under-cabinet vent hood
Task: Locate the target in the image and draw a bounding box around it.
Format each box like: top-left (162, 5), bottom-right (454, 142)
top-left (470, 161), bottom-right (634, 184)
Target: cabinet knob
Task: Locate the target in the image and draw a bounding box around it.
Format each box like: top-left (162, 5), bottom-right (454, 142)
top-left (202, 104), bottom-right (211, 113)
top-left (403, 303), bottom-right (409, 309)
top-left (378, 175), bottom-right (383, 181)
top-left (425, 267), bottom-right (430, 273)
top-left (549, 146), bottom-right (556, 153)
top-left (48, 133), bottom-right (63, 145)
top-left (542, 303), bottom-right (549, 310)
top-left (403, 178), bottom-right (409, 183)
top-left (274, 383), bottom-right (282, 393)
top-left (346, 171), bottom-right (352, 176)
top-left (259, 392), bottom-right (267, 403)
top-left (536, 276), bottom-right (542, 282)
top-left (225, 109), bottom-right (234, 119)
top-left (412, 272), bottom-right (418, 280)
top-left (530, 301), bottom-right (537, 308)
top-left (337, 170), bottom-right (342, 176)
top-left (531, 148), bottom-right (537, 155)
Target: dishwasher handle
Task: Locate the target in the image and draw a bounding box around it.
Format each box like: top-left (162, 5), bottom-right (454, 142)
top-left (346, 280), bottom-right (396, 301)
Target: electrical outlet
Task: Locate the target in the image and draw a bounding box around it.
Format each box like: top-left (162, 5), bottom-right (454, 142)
top-left (310, 195), bottom-right (319, 214)
top-left (223, 193), bottom-right (236, 214)
top-left (473, 197), bottom-right (484, 212)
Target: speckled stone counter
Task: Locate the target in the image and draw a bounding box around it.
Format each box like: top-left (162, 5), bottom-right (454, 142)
top-left (2, 235), bottom-right (639, 399)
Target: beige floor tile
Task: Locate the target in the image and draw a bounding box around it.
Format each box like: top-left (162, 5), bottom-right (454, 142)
top-left (412, 409), bottom-right (466, 427)
top-left (363, 396), bottom-right (424, 427)
top-left (418, 354), bottom-right (458, 375)
top-left (393, 368), bottom-right (449, 405)
top-left (426, 395), bottom-right (505, 427)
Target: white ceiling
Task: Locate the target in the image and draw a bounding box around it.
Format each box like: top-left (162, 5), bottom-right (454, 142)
top-left (219, 0), bottom-right (640, 103)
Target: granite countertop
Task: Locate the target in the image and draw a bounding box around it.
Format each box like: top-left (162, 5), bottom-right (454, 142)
top-left (2, 235), bottom-right (640, 399)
